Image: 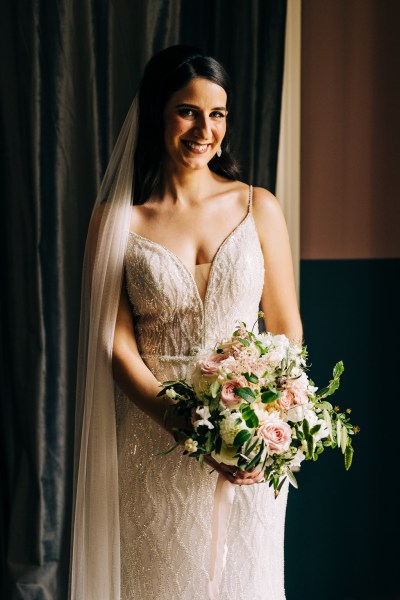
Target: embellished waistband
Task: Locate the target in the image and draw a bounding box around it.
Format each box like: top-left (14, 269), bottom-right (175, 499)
top-left (141, 354), bottom-right (196, 362)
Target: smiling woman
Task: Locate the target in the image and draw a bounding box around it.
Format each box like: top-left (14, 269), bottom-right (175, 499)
top-left (163, 79), bottom-right (227, 169)
top-left (70, 44), bottom-right (301, 600)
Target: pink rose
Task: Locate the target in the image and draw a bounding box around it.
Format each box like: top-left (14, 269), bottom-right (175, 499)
top-left (258, 419), bottom-right (292, 454)
top-left (220, 377), bottom-right (246, 408)
top-left (278, 381), bottom-right (308, 411)
top-left (200, 353), bottom-right (228, 375)
top-left (277, 389), bottom-right (296, 411)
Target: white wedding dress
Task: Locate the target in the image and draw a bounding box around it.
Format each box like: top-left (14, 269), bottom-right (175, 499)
top-left (116, 185), bottom-right (289, 599)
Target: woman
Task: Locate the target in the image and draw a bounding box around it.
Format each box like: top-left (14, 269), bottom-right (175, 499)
top-left (70, 45), bottom-right (302, 600)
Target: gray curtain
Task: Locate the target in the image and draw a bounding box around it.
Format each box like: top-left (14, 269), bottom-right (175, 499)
top-left (0, 1), bottom-right (286, 597)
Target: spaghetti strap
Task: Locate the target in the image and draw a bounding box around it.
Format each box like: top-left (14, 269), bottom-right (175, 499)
top-left (248, 184), bottom-right (253, 213)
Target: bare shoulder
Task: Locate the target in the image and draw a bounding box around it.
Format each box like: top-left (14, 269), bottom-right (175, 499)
top-left (252, 186), bottom-right (282, 217)
top-left (251, 186), bottom-right (287, 237)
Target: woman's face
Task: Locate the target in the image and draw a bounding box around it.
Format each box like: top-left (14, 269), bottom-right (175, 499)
top-left (163, 77), bottom-right (228, 171)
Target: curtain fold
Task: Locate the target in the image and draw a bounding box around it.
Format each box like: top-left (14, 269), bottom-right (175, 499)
top-left (0, 1), bottom-right (286, 597)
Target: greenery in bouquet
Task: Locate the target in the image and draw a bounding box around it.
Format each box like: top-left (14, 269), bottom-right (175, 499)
top-left (157, 317), bottom-right (359, 496)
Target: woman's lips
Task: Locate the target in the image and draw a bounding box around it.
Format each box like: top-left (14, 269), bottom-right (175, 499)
top-left (182, 140), bottom-right (210, 154)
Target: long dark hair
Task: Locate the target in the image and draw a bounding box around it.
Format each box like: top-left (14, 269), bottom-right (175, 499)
top-left (133, 45), bottom-right (241, 204)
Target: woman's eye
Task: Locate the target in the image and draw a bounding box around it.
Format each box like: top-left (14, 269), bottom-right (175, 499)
top-left (178, 108), bottom-right (195, 117)
top-left (211, 111), bottom-right (225, 118)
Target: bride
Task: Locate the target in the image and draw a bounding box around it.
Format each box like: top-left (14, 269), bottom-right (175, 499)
top-left (70, 45), bottom-right (302, 600)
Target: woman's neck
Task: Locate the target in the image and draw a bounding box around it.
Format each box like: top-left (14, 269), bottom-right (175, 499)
top-left (159, 164), bottom-right (218, 204)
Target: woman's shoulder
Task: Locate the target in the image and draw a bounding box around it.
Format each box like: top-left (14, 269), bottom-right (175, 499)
top-left (251, 185), bottom-right (280, 210)
top-left (250, 186), bottom-right (288, 243)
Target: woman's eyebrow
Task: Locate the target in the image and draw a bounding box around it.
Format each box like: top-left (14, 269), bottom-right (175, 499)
top-left (175, 103), bottom-right (227, 111)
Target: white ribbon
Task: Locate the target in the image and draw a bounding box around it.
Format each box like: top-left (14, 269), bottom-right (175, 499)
top-left (207, 473), bottom-right (236, 599)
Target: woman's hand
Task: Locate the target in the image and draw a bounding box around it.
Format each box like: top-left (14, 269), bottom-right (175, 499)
top-left (203, 454), bottom-right (264, 486)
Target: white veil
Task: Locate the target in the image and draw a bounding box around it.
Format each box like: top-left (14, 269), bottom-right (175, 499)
top-left (69, 94), bottom-right (139, 600)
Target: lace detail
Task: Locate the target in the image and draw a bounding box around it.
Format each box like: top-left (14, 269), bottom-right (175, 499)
top-left (117, 187), bottom-right (289, 599)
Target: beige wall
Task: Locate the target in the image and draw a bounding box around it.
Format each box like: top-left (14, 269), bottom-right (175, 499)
top-left (300, 0), bottom-right (400, 259)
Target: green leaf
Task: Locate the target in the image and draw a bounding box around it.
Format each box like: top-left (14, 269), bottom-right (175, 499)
top-left (323, 409), bottom-right (333, 440)
top-left (254, 341), bottom-right (266, 356)
top-left (340, 424), bottom-right (348, 454)
top-left (244, 438), bottom-right (259, 455)
top-left (286, 468), bottom-right (298, 489)
top-left (199, 454), bottom-right (205, 469)
top-left (244, 372), bottom-right (259, 384)
top-left (233, 429), bottom-right (252, 447)
top-left (286, 360), bottom-right (296, 377)
top-left (344, 444), bottom-right (354, 470)
top-left (307, 436), bottom-right (314, 458)
top-left (210, 380), bottom-right (220, 398)
top-left (316, 386), bottom-right (330, 399)
top-left (205, 433), bottom-right (213, 453)
top-left (163, 409), bottom-right (169, 428)
top-left (310, 424), bottom-right (321, 435)
top-left (241, 406), bottom-right (259, 428)
top-left (238, 338), bottom-right (250, 347)
top-left (154, 440), bottom-right (182, 457)
top-left (246, 440), bottom-right (265, 470)
top-left (261, 388), bottom-right (282, 404)
top-left (333, 361), bottom-right (344, 378)
top-left (234, 387), bottom-right (256, 402)
top-left (209, 395), bottom-right (220, 413)
top-left (276, 476), bottom-right (288, 494)
top-left (303, 418), bottom-right (310, 438)
top-left (336, 419), bottom-right (342, 447)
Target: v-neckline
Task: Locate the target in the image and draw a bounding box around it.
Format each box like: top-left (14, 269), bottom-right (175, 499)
top-left (128, 210), bottom-right (253, 311)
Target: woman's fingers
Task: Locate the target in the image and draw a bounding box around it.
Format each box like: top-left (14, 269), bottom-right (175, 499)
top-left (203, 456), bottom-right (264, 486)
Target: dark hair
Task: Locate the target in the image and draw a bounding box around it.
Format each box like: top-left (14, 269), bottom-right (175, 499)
top-left (133, 45), bottom-right (241, 204)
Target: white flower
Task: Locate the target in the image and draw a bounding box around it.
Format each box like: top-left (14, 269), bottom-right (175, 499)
top-left (307, 383), bottom-right (318, 395)
top-left (287, 405), bottom-right (306, 423)
top-left (219, 412), bottom-right (249, 446)
top-left (184, 438), bottom-right (198, 453)
top-left (218, 402), bottom-right (231, 417)
top-left (165, 388), bottom-right (177, 399)
top-left (252, 401), bottom-right (272, 425)
top-left (303, 408), bottom-right (329, 441)
top-left (193, 406), bottom-right (214, 430)
top-left (291, 449), bottom-right (306, 468)
top-left (290, 371), bottom-right (309, 390)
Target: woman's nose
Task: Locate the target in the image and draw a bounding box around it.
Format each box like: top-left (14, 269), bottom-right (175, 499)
top-left (193, 114), bottom-right (212, 140)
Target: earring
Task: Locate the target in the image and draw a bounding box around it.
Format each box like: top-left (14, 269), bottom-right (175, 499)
top-left (216, 147), bottom-right (222, 157)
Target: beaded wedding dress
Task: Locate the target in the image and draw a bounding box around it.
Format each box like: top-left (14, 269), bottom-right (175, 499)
top-left (116, 185), bottom-right (289, 600)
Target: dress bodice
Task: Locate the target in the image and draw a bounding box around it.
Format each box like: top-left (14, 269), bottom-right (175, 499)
top-left (124, 185), bottom-right (264, 381)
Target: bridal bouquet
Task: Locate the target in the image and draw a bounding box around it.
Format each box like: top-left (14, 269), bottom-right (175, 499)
top-left (158, 317), bottom-right (359, 496)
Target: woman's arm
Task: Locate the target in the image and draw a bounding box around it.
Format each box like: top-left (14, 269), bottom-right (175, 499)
top-left (112, 273), bottom-right (182, 438)
top-left (252, 187), bottom-right (303, 343)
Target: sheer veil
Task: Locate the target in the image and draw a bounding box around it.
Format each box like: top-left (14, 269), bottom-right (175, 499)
top-left (69, 94), bottom-right (139, 600)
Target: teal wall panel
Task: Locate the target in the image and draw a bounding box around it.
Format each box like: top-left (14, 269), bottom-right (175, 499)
top-left (285, 259), bottom-right (400, 600)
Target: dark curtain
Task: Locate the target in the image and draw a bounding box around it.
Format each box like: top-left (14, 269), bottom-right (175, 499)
top-left (0, 1), bottom-right (286, 597)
